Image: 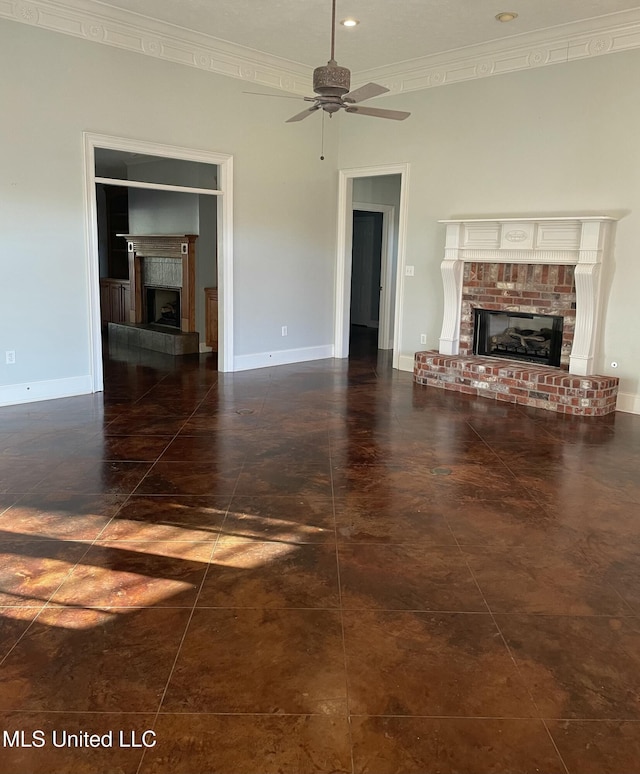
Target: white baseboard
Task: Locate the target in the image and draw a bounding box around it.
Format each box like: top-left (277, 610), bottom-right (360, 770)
top-left (616, 391), bottom-right (640, 415)
top-left (234, 345), bottom-right (334, 372)
top-left (199, 344), bottom-right (213, 353)
top-left (0, 375), bottom-right (94, 407)
top-left (397, 354), bottom-right (416, 373)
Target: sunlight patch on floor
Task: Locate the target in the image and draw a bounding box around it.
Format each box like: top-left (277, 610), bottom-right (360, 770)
top-left (33, 605), bottom-right (119, 629)
top-left (0, 527), bottom-right (302, 628)
top-left (101, 521), bottom-right (223, 541)
top-left (0, 509), bottom-right (111, 540)
top-left (227, 510), bottom-right (325, 541)
top-left (211, 538), bottom-right (296, 569)
top-left (50, 567), bottom-right (196, 609)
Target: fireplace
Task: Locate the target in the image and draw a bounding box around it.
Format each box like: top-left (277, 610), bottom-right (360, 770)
top-left (473, 309), bottom-right (563, 367)
top-left (436, 217), bottom-right (616, 376)
top-left (107, 234), bottom-right (200, 355)
top-left (413, 216), bottom-right (620, 416)
top-left (146, 287), bottom-right (180, 329)
top-left (119, 234), bottom-right (198, 333)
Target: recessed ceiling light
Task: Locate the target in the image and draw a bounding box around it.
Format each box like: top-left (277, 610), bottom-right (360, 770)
top-left (340, 18), bottom-right (359, 27)
top-left (495, 11), bottom-right (518, 22)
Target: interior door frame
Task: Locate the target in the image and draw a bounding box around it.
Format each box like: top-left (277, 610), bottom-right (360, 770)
top-left (352, 202), bottom-right (395, 349)
top-left (82, 132), bottom-right (234, 392)
top-left (335, 163), bottom-right (409, 368)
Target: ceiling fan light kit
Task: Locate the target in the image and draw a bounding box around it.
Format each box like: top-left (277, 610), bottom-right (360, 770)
top-left (284, 0), bottom-right (411, 124)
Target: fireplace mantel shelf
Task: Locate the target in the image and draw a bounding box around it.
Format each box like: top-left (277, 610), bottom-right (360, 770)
top-left (439, 217), bottom-right (617, 223)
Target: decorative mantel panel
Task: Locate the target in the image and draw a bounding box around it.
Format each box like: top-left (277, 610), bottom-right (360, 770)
top-left (438, 217), bottom-right (616, 376)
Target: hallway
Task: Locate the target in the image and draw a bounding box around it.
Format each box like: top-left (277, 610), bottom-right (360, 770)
top-left (0, 341), bottom-right (639, 773)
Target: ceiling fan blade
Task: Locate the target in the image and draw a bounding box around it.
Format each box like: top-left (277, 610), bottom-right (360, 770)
top-left (343, 82), bottom-right (389, 104)
top-left (286, 105), bottom-right (321, 123)
top-left (345, 105), bottom-right (411, 121)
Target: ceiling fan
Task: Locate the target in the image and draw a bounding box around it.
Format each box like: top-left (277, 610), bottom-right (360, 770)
top-left (285, 0), bottom-right (411, 123)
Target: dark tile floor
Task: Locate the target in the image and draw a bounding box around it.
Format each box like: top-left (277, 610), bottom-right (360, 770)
top-left (0, 330), bottom-right (640, 773)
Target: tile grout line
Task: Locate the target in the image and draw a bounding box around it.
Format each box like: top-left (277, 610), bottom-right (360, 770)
top-left (134, 467), bottom-right (243, 774)
top-left (461, 555), bottom-right (572, 774)
top-left (135, 377), bottom-right (260, 774)
top-left (328, 422), bottom-right (356, 774)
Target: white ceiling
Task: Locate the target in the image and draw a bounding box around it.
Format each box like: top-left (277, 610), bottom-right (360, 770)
top-left (90, 0), bottom-right (640, 71)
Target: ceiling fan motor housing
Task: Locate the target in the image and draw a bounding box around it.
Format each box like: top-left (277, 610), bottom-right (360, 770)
top-left (313, 60), bottom-right (350, 96)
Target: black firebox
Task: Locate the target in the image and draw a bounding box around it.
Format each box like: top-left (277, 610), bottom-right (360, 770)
top-left (473, 309), bottom-right (563, 366)
top-left (145, 287), bottom-right (181, 329)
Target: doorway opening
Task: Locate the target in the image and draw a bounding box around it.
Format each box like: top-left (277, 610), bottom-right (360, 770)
top-left (83, 133), bottom-right (234, 393)
top-left (350, 208), bottom-right (382, 362)
top-left (335, 164), bottom-right (409, 368)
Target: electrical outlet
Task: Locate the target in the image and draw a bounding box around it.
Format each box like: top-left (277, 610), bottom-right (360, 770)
top-left (405, 265), bottom-right (415, 276)
top-left (420, 334), bottom-right (427, 345)
top-left (281, 326), bottom-right (288, 337)
top-left (5, 351), bottom-right (15, 365)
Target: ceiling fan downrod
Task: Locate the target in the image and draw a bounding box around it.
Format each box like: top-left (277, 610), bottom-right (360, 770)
top-left (313, 0), bottom-right (350, 101)
top-left (330, 0), bottom-right (336, 61)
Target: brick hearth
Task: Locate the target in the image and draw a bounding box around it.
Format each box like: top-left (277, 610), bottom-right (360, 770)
top-left (414, 351), bottom-right (619, 416)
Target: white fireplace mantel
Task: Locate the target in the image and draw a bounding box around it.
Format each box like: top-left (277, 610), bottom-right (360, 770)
top-left (437, 217), bottom-right (617, 376)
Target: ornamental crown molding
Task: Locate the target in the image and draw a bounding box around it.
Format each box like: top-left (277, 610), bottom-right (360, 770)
top-left (3, 1), bottom-right (640, 95)
top-left (359, 8), bottom-right (640, 94)
top-left (0, 0), bottom-right (312, 94)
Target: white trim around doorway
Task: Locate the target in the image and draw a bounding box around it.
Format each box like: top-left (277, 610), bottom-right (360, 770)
top-left (82, 132), bottom-right (235, 392)
top-left (335, 163), bottom-right (410, 369)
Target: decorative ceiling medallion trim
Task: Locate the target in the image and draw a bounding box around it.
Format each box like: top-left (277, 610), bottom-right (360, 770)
top-left (2, 1), bottom-right (640, 96)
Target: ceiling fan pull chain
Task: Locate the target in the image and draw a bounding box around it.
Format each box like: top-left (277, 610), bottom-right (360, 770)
top-left (320, 111), bottom-right (326, 160)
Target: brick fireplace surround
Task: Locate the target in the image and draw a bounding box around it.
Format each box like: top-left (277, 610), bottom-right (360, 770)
top-left (414, 217), bottom-right (620, 416)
